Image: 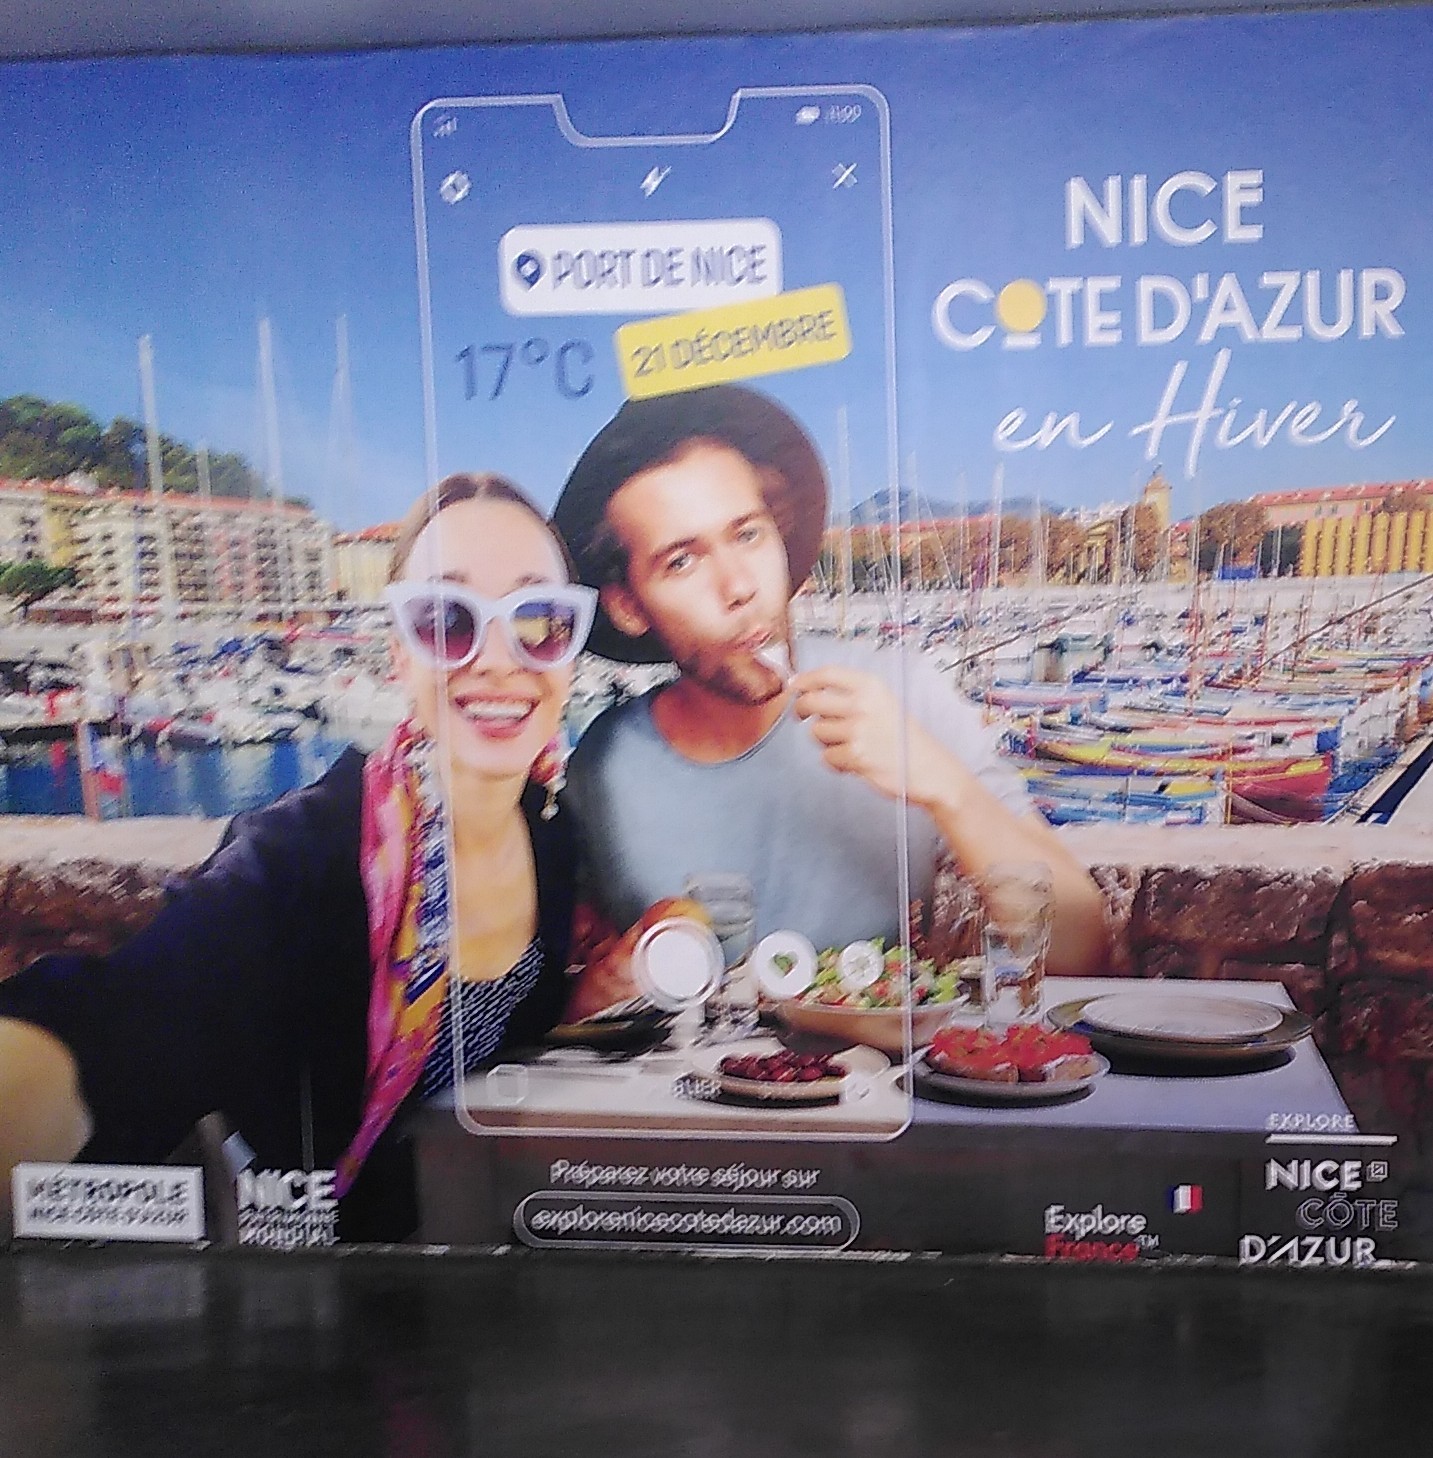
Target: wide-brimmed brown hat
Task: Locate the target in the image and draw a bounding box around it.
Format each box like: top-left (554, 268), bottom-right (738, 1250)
top-left (551, 384), bottom-right (828, 664)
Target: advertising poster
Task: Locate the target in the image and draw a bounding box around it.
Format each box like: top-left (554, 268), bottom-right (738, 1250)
top-left (0, 4), bottom-right (1430, 1264)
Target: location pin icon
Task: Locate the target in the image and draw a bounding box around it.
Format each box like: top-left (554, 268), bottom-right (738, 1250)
top-left (515, 251), bottom-right (544, 289)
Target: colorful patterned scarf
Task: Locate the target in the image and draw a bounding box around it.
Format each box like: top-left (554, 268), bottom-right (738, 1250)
top-left (336, 718), bottom-right (450, 1196)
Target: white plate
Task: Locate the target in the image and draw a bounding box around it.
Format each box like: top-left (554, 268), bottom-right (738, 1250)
top-left (915, 1051), bottom-right (1109, 1102)
top-left (633, 917), bottom-right (724, 1011)
top-left (688, 1040), bottom-right (889, 1103)
top-left (1080, 993), bottom-right (1283, 1044)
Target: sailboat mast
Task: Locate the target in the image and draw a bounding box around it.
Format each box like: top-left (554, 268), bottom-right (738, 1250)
top-left (908, 453), bottom-right (923, 601)
top-left (325, 313), bottom-right (353, 610)
top-left (258, 318), bottom-right (294, 621)
top-left (197, 440), bottom-right (214, 614)
top-left (1034, 493), bottom-right (1045, 592)
top-left (138, 334), bottom-right (178, 617)
top-left (958, 472), bottom-right (969, 591)
top-left (990, 463), bottom-right (1004, 594)
top-left (836, 405), bottom-right (853, 636)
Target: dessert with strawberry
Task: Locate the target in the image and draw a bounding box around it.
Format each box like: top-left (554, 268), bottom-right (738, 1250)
top-left (928, 1024), bottom-right (1099, 1083)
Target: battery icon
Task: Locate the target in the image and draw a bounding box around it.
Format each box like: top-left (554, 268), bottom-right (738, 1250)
top-left (795, 105), bottom-right (821, 125)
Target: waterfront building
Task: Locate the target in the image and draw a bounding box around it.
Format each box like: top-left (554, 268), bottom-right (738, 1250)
top-left (1072, 475), bottom-right (1173, 582)
top-left (0, 479), bottom-right (56, 565)
top-left (816, 474), bottom-right (1178, 589)
top-left (1251, 481), bottom-right (1433, 577)
top-left (1071, 502), bottom-right (1133, 583)
top-left (332, 523), bottom-right (399, 604)
top-left (0, 473), bottom-right (112, 572)
top-left (1140, 469), bottom-right (1172, 535)
top-left (0, 477), bottom-right (334, 612)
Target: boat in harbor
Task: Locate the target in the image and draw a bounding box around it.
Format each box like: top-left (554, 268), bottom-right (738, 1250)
top-left (0, 534), bottom-right (1428, 824)
top-left (940, 569), bottom-right (1433, 827)
top-left (1028, 727), bottom-right (1333, 817)
top-left (1021, 766), bottom-right (1225, 826)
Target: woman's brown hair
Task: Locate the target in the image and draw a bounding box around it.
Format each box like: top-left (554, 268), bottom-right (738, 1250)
top-left (388, 473), bottom-right (574, 583)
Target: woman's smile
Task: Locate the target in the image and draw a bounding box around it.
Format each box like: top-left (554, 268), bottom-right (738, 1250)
top-left (452, 689), bottom-right (540, 738)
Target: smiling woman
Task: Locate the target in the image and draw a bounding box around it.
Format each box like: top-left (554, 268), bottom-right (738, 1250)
top-left (0, 473), bottom-right (593, 1242)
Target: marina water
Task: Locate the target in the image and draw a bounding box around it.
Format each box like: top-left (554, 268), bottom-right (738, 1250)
top-left (1, 731), bottom-right (353, 819)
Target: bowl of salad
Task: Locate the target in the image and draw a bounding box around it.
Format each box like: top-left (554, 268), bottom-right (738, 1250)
top-left (773, 941), bottom-right (974, 1054)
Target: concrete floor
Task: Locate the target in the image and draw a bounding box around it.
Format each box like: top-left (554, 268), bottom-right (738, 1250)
top-left (1, 1246), bottom-right (1430, 1457)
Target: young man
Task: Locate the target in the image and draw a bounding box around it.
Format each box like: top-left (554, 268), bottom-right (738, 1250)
top-left (553, 385), bottom-right (1107, 1015)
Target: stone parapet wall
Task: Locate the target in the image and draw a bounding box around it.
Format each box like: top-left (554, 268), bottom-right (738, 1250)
top-left (0, 817), bottom-right (222, 980)
top-left (3, 816), bottom-right (1433, 1137)
top-left (1061, 824), bottom-right (1433, 1136)
top-left (1060, 823), bottom-right (1433, 990)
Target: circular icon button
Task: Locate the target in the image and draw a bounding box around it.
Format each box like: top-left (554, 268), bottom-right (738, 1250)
top-left (838, 940), bottom-right (884, 993)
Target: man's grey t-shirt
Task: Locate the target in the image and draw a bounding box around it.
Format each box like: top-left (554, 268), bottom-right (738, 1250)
top-left (565, 636), bottom-right (1033, 949)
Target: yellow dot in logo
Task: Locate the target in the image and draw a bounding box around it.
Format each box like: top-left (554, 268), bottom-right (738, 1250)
top-left (995, 279), bottom-right (1047, 334)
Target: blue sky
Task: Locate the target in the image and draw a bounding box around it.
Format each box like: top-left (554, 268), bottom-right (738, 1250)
top-left (1, 5), bottom-right (1430, 529)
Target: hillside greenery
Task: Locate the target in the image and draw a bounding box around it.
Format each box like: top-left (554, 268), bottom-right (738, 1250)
top-left (0, 560), bottom-right (76, 608)
top-left (0, 395), bottom-right (264, 499)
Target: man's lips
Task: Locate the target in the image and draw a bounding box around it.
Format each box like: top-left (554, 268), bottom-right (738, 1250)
top-left (732, 629), bottom-right (778, 656)
top-left (730, 629), bottom-right (789, 680)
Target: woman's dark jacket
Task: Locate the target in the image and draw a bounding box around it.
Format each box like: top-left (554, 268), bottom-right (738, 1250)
top-left (0, 748), bottom-right (577, 1240)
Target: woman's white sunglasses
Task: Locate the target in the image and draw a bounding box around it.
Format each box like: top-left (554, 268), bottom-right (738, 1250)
top-left (385, 581), bottom-right (597, 672)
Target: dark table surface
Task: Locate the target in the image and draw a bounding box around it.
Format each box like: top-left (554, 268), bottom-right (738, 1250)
top-left (2, 1243), bottom-right (1431, 1457)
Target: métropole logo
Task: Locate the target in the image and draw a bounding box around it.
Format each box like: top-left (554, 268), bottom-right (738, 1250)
top-left (12, 1164), bottom-right (205, 1243)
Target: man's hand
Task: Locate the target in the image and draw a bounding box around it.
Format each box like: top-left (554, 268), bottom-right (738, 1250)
top-left (561, 896), bottom-right (713, 1024)
top-left (792, 665), bottom-right (964, 809)
top-left (794, 663), bottom-right (1110, 977)
top-left (563, 952), bottom-right (640, 1025)
top-left (0, 1020), bottom-right (91, 1228)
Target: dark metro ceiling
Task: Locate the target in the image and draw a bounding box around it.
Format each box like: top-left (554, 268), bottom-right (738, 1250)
top-left (0, 0), bottom-right (1346, 59)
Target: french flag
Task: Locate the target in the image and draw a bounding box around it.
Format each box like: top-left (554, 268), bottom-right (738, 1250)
top-left (1171, 1184), bottom-right (1203, 1215)
top-left (77, 723), bottom-right (126, 797)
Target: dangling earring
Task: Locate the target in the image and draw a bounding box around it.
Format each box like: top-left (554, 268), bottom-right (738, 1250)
top-left (534, 732), bottom-right (567, 820)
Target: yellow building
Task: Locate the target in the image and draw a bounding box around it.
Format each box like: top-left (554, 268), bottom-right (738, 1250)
top-left (1258, 481), bottom-right (1433, 577)
top-left (333, 524), bottom-right (399, 604)
top-left (1296, 509), bottom-right (1431, 576)
top-left (1139, 469), bottom-right (1172, 534)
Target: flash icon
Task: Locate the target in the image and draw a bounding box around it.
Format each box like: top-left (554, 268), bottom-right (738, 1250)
top-left (439, 171), bottom-right (471, 205)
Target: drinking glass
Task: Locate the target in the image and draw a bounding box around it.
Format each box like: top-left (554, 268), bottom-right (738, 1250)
top-left (682, 871), bottom-right (757, 1041)
top-left (976, 860), bottom-right (1053, 1029)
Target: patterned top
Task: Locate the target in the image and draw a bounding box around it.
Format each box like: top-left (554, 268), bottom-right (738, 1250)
top-left (418, 936), bottom-right (546, 1098)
